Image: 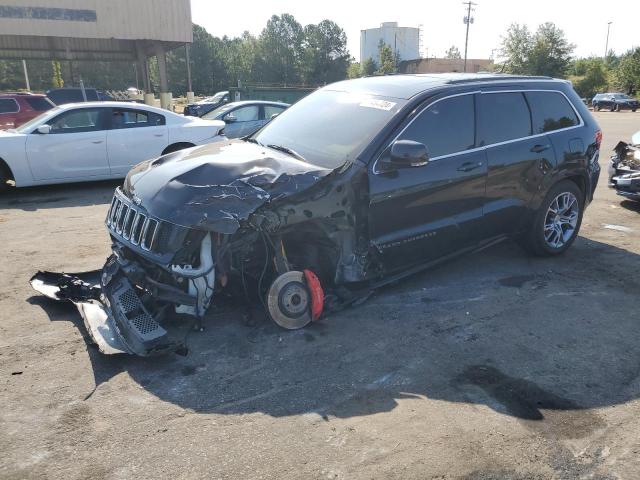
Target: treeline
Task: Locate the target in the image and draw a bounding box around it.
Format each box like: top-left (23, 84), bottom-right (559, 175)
top-left (498, 22), bottom-right (640, 99)
top-left (0, 14), bottom-right (350, 95)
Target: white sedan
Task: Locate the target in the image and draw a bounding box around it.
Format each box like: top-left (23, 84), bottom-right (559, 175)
top-left (0, 101), bottom-right (225, 189)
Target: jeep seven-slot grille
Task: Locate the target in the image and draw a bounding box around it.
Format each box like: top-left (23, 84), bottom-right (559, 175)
top-left (106, 193), bottom-right (161, 252)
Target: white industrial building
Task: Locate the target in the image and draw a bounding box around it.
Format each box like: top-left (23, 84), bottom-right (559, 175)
top-left (360, 22), bottom-right (420, 63)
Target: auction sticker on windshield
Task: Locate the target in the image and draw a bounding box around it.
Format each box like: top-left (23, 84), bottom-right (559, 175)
top-left (360, 99), bottom-right (396, 111)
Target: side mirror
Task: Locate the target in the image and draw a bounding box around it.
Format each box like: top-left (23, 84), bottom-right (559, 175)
top-left (389, 140), bottom-right (429, 168)
top-left (36, 124), bottom-right (51, 135)
top-left (224, 114), bottom-right (237, 123)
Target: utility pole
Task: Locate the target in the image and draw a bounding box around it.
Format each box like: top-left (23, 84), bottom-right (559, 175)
top-left (462, 1), bottom-right (477, 72)
top-left (604, 21), bottom-right (612, 59)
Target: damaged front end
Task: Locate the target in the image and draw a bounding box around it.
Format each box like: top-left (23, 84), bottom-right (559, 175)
top-left (609, 131), bottom-right (640, 201)
top-left (31, 140), bottom-right (354, 356)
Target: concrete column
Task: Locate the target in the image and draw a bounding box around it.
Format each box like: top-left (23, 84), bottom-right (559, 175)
top-left (156, 45), bottom-right (171, 110)
top-left (185, 44), bottom-right (194, 103)
top-left (144, 93), bottom-right (155, 106)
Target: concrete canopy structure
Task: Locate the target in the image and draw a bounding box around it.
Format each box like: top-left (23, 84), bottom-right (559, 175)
top-left (0, 0), bottom-right (193, 108)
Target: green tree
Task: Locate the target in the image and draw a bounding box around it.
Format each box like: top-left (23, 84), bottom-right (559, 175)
top-left (52, 61), bottom-right (64, 87)
top-left (301, 20), bottom-right (350, 84)
top-left (499, 23), bottom-right (532, 74)
top-left (376, 41), bottom-right (396, 75)
top-left (612, 47), bottom-right (640, 94)
top-left (445, 46), bottom-right (462, 59)
top-left (570, 57), bottom-right (608, 98)
top-left (527, 22), bottom-right (574, 77)
top-left (361, 58), bottom-right (377, 76)
top-left (499, 22), bottom-right (574, 78)
top-left (348, 62), bottom-right (361, 79)
top-left (256, 14), bottom-right (304, 85)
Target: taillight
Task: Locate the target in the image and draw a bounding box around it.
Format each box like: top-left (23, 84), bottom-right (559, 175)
top-left (595, 130), bottom-right (602, 147)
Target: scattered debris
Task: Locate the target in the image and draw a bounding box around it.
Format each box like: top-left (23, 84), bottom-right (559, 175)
top-left (609, 131), bottom-right (640, 202)
top-left (603, 224), bottom-right (633, 233)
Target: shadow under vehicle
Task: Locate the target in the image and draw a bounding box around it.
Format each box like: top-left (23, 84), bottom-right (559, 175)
top-left (31, 73), bottom-right (601, 358)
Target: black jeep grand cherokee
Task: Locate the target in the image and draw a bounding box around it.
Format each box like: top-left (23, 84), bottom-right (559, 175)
top-left (33, 74), bottom-right (601, 356)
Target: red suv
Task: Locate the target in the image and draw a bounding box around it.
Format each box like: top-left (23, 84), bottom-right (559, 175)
top-left (0, 93), bottom-right (55, 129)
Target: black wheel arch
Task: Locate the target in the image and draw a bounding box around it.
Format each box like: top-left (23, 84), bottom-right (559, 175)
top-left (161, 142), bottom-right (196, 155)
top-left (0, 157), bottom-right (15, 182)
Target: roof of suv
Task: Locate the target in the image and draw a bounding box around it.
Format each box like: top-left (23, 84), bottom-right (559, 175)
top-left (324, 73), bottom-right (559, 100)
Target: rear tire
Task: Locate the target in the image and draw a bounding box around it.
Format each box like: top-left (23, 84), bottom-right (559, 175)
top-left (594, 104), bottom-right (601, 111)
top-left (0, 164), bottom-right (11, 193)
top-left (523, 180), bottom-right (584, 257)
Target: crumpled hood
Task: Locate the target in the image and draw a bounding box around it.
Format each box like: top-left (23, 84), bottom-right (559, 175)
top-left (123, 140), bottom-right (333, 233)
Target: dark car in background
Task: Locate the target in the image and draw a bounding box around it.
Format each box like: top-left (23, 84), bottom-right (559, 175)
top-left (183, 90), bottom-right (230, 117)
top-left (46, 87), bottom-right (114, 105)
top-left (33, 74), bottom-right (602, 356)
top-left (201, 100), bottom-right (289, 138)
top-left (592, 93), bottom-right (639, 112)
top-left (0, 93), bottom-right (55, 129)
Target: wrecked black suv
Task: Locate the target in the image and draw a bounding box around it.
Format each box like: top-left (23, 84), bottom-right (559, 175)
top-left (32, 74), bottom-right (601, 356)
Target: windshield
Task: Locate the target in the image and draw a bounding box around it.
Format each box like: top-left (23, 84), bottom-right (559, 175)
top-left (252, 89), bottom-right (405, 169)
top-left (202, 104), bottom-right (233, 120)
top-left (15, 106), bottom-right (63, 133)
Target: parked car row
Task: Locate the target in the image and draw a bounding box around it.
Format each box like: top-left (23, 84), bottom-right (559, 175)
top-left (592, 93), bottom-right (639, 112)
top-left (0, 102), bottom-right (225, 190)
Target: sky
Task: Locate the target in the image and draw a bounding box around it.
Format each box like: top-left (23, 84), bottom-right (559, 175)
top-left (191, 0), bottom-right (637, 62)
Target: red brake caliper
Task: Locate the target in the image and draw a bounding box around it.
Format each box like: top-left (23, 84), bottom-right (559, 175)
top-left (303, 269), bottom-right (324, 321)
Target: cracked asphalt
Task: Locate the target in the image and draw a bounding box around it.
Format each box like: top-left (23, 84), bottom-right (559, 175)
top-left (1, 112), bottom-right (640, 480)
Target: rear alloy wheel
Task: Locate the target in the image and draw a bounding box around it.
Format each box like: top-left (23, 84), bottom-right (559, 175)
top-left (524, 181), bottom-right (584, 256)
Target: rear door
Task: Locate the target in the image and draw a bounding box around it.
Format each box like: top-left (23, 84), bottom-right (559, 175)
top-left (368, 93), bottom-right (488, 271)
top-left (106, 108), bottom-right (168, 176)
top-left (26, 107), bottom-right (110, 180)
top-left (478, 91), bottom-right (557, 239)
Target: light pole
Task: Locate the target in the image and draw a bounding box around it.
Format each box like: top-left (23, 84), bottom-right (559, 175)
top-left (463, 1), bottom-right (477, 72)
top-left (604, 21), bottom-right (612, 59)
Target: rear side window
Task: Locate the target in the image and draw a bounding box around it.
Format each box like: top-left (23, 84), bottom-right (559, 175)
top-left (0, 99), bottom-right (19, 114)
top-left (400, 94), bottom-right (475, 158)
top-left (478, 92), bottom-right (531, 145)
top-left (264, 105), bottom-right (286, 119)
top-left (525, 91), bottom-right (579, 133)
top-left (25, 97), bottom-right (53, 111)
top-left (111, 109), bottom-right (165, 129)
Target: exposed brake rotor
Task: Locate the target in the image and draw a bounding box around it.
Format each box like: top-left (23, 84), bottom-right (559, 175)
top-left (266, 271), bottom-right (313, 330)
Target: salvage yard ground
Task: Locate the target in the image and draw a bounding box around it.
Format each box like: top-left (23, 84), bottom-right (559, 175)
top-left (1, 112), bottom-right (640, 480)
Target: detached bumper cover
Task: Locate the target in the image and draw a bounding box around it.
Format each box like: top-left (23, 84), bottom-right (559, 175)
top-left (30, 260), bottom-right (179, 356)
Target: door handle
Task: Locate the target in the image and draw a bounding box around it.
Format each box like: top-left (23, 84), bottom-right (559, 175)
top-left (154, 134), bottom-right (164, 137)
top-left (530, 144), bottom-right (550, 153)
top-left (457, 161), bottom-right (483, 172)
top-left (92, 140), bottom-right (104, 144)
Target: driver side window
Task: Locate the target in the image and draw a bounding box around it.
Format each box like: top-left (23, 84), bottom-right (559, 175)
top-left (49, 109), bottom-right (103, 134)
top-left (399, 94), bottom-right (476, 158)
top-left (227, 105), bottom-right (259, 122)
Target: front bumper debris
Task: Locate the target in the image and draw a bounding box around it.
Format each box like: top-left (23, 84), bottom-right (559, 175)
top-left (609, 140), bottom-right (640, 201)
top-left (30, 259), bottom-right (179, 356)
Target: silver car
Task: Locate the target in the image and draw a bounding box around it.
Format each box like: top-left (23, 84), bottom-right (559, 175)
top-left (202, 100), bottom-right (289, 138)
